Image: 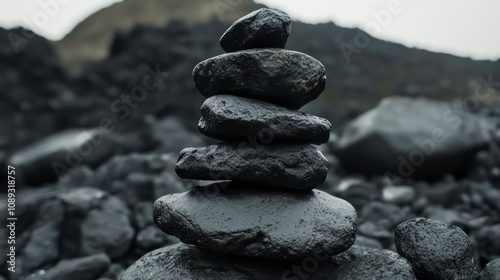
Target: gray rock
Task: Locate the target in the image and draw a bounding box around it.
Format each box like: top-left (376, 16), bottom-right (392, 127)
top-left (8, 128), bottom-right (116, 185)
top-left (474, 224), bottom-right (500, 264)
top-left (80, 208), bottom-right (134, 259)
top-left (333, 97), bottom-right (490, 179)
top-left (359, 202), bottom-right (413, 241)
top-left (330, 178), bottom-right (380, 210)
top-left (20, 199), bottom-right (64, 273)
top-left (330, 246), bottom-right (416, 280)
top-left (395, 218), bottom-right (478, 279)
top-left (92, 153), bottom-right (188, 205)
top-left (175, 143), bottom-right (328, 189)
top-left (193, 49), bottom-right (326, 109)
top-left (354, 235), bottom-right (383, 249)
top-left (151, 116), bottom-right (205, 154)
top-left (382, 185), bottom-right (416, 205)
top-left (58, 187), bottom-right (107, 214)
top-left (26, 253), bottom-right (110, 280)
top-left (477, 258), bottom-right (500, 280)
top-left (154, 184), bottom-right (357, 260)
top-left (121, 243), bottom-right (339, 280)
top-left (220, 8), bottom-right (291, 52)
top-left (99, 263), bottom-right (125, 280)
top-left (199, 95), bottom-right (331, 144)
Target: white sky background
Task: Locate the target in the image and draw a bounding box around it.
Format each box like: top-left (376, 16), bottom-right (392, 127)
top-left (0, 0), bottom-right (499, 60)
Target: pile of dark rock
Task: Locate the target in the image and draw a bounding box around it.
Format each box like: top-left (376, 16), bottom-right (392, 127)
top-left (1, 7), bottom-right (500, 280)
top-left (119, 9), bottom-right (500, 280)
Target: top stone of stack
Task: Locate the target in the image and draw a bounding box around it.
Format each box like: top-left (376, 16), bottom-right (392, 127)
top-left (194, 8), bottom-right (326, 110)
top-left (220, 8), bottom-right (292, 52)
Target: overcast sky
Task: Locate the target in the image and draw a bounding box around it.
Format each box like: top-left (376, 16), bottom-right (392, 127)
top-left (1, 0), bottom-right (499, 60)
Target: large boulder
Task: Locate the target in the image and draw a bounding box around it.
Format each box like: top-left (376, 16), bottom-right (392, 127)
top-left (7, 128), bottom-right (117, 185)
top-left (333, 97), bottom-right (491, 179)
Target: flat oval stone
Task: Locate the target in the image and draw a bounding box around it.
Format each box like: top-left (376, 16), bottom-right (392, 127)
top-left (199, 95), bottom-right (332, 144)
top-left (193, 49), bottom-right (326, 109)
top-left (220, 8), bottom-right (291, 52)
top-left (395, 218), bottom-right (478, 280)
top-left (175, 143), bottom-right (328, 190)
top-left (153, 184), bottom-right (357, 260)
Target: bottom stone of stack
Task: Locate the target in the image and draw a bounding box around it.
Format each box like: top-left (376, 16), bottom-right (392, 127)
top-left (153, 183), bottom-right (357, 260)
top-left (120, 244), bottom-right (417, 280)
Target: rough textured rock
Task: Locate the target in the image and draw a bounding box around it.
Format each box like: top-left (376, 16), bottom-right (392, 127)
top-left (176, 143), bottom-right (328, 189)
top-left (477, 258), bottom-right (500, 280)
top-left (121, 243), bottom-right (343, 280)
top-left (80, 208), bottom-right (135, 259)
top-left (18, 200), bottom-right (64, 274)
top-left (219, 8), bottom-right (291, 52)
top-left (395, 218), bottom-right (478, 280)
top-left (154, 184), bottom-right (357, 260)
top-left (330, 246), bottom-right (416, 280)
top-left (333, 97), bottom-right (491, 179)
top-left (199, 95), bottom-right (331, 144)
top-left (193, 49), bottom-right (326, 109)
top-left (26, 253), bottom-right (110, 280)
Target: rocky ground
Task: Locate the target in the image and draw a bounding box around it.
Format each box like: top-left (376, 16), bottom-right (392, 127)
top-left (0, 7), bottom-right (500, 280)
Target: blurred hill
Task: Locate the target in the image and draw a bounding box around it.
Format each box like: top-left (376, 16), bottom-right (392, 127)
top-left (2, 0), bottom-right (499, 155)
top-left (52, 0), bottom-right (265, 72)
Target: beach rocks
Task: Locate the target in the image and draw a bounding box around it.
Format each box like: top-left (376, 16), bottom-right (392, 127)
top-left (395, 218), bottom-right (477, 279)
top-left (176, 143), bottom-right (328, 190)
top-left (7, 128), bottom-right (116, 185)
top-left (477, 259), bottom-right (500, 280)
top-left (124, 8), bottom-right (358, 278)
top-left (121, 243), bottom-right (334, 280)
top-left (199, 95), bottom-right (331, 144)
top-left (26, 253), bottom-right (110, 280)
top-left (154, 184), bottom-right (357, 259)
top-left (333, 97), bottom-right (491, 179)
top-left (330, 246), bottom-right (416, 280)
top-left (220, 8), bottom-right (291, 52)
top-left (193, 49), bottom-right (326, 109)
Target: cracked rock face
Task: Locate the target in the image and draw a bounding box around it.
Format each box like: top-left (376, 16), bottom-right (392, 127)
top-left (175, 143), bottom-right (328, 190)
top-left (219, 8), bottom-right (291, 52)
top-left (193, 49), bottom-right (326, 109)
top-left (153, 184), bottom-right (357, 260)
top-left (395, 218), bottom-right (478, 280)
top-left (199, 95), bottom-right (332, 144)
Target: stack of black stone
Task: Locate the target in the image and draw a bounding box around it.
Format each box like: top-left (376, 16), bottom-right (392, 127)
top-left (121, 8), bottom-right (358, 279)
